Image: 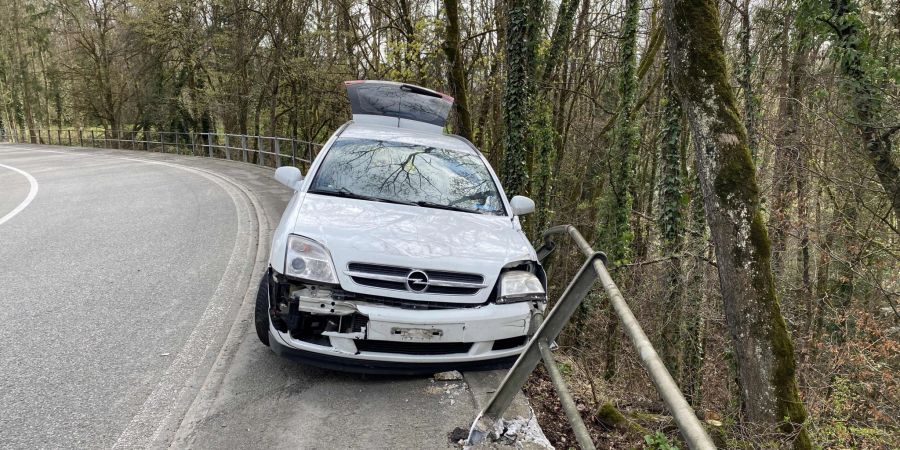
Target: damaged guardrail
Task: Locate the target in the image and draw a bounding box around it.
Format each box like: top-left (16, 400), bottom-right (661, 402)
top-left (467, 225), bottom-right (715, 450)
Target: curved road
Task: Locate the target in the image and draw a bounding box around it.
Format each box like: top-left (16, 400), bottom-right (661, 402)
top-left (0, 145), bottom-right (255, 448)
top-left (0, 144), bottom-right (531, 450)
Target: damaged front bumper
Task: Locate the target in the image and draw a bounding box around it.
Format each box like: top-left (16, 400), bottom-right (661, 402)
top-left (266, 270), bottom-right (542, 374)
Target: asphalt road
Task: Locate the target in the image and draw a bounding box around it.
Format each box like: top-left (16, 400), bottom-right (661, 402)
top-left (0, 144), bottom-right (257, 448)
top-left (0, 144), bottom-right (531, 450)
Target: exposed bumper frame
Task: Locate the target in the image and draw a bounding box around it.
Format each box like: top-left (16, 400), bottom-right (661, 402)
top-left (269, 331), bottom-right (518, 375)
top-left (266, 269), bottom-right (542, 373)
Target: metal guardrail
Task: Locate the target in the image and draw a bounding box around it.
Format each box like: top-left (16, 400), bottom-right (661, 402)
top-left (468, 225), bottom-right (715, 450)
top-left (0, 128), bottom-right (323, 169)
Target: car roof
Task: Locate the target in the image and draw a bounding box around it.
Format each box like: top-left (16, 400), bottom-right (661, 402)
top-left (338, 122), bottom-right (479, 156)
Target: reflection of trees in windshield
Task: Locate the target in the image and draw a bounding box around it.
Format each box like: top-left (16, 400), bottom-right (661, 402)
top-left (310, 138), bottom-right (504, 215)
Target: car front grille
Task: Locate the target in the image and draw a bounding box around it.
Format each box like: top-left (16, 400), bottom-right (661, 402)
top-left (354, 340), bottom-right (473, 355)
top-left (345, 262), bottom-right (486, 296)
top-left (331, 289), bottom-right (487, 310)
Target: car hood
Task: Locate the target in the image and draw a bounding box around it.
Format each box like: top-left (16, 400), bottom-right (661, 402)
top-left (291, 194), bottom-right (536, 304)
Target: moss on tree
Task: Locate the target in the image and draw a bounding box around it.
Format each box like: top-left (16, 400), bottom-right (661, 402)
top-left (595, 402), bottom-right (649, 436)
top-left (663, 0), bottom-right (812, 447)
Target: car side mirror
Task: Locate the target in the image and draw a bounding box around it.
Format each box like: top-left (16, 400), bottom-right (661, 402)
top-left (510, 195), bottom-right (535, 216)
top-left (274, 166), bottom-right (303, 190)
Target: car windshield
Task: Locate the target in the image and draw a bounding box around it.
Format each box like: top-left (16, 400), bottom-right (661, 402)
top-left (309, 137), bottom-right (506, 215)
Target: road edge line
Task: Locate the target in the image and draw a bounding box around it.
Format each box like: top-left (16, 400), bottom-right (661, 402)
top-left (0, 162), bottom-right (39, 227)
top-left (165, 167), bottom-right (274, 449)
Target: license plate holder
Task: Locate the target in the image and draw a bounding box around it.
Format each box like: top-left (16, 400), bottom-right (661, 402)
top-left (368, 322), bottom-right (465, 341)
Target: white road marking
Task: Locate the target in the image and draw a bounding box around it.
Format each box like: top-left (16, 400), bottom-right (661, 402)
top-left (0, 162), bottom-right (39, 226)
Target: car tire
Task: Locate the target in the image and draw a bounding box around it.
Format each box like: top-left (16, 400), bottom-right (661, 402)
top-left (254, 273), bottom-right (271, 346)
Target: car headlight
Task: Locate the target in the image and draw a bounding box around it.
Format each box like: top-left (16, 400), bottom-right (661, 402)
top-left (496, 270), bottom-right (545, 303)
top-left (284, 235), bottom-right (338, 284)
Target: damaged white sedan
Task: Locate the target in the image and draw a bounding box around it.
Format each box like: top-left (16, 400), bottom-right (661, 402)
top-left (255, 80), bottom-right (547, 374)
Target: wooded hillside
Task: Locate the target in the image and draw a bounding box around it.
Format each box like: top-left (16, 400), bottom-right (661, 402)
top-left (1, 0), bottom-right (897, 447)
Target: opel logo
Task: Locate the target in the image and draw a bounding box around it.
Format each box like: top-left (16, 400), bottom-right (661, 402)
top-left (406, 270), bottom-right (429, 292)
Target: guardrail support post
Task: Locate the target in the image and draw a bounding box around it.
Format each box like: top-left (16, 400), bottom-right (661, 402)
top-left (291, 138), bottom-right (297, 167)
top-left (468, 225), bottom-right (716, 450)
top-left (241, 135), bottom-right (247, 162)
top-left (538, 341), bottom-right (595, 450)
top-left (224, 134), bottom-right (231, 160)
top-left (257, 135), bottom-right (263, 166)
top-left (469, 253), bottom-right (603, 440)
top-left (274, 138), bottom-right (281, 168)
top-left (208, 132), bottom-right (213, 158)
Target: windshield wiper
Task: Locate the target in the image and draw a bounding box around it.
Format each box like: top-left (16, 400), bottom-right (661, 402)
top-left (415, 201), bottom-right (483, 214)
top-left (310, 188), bottom-right (482, 213)
top-left (309, 188), bottom-right (414, 206)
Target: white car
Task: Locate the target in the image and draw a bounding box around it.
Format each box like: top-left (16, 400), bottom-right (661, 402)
top-left (256, 80), bottom-right (547, 374)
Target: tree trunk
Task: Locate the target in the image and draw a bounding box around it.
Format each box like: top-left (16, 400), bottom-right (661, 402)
top-left (597, 0), bottom-right (640, 265)
top-left (443, 0), bottom-right (474, 141)
top-left (12, 0), bottom-right (36, 143)
top-left (500, 0), bottom-right (541, 196)
top-left (739, 0), bottom-right (755, 160)
top-left (532, 0), bottom-right (579, 234)
top-left (663, 0), bottom-right (811, 446)
top-left (684, 152), bottom-right (707, 407)
top-left (657, 58), bottom-right (685, 380)
top-left (771, 12), bottom-right (811, 278)
top-left (599, 0), bottom-right (640, 381)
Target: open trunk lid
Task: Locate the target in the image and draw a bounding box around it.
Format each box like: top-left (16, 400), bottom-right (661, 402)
top-left (344, 80), bottom-right (453, 133)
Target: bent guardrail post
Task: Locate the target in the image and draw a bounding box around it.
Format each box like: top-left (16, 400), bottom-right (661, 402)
top-left (467, 250), bottom-right (604, 445)
top-left (468, 225), bottom-right (715, 450)
top-left (538, 340), bottom-right (595, 450)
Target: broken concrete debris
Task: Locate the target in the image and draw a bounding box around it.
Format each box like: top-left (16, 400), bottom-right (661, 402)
top-left (434, 370), bottom-right (464, 381)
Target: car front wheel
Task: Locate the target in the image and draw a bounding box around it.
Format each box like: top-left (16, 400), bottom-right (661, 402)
top-left (254, 273), bottom-right (271, 346)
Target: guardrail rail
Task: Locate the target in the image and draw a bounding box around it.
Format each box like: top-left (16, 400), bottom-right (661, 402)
top-left (468, 225), bottom-right (715, 450)
top-left (0, 128), bottom-right (323, 169)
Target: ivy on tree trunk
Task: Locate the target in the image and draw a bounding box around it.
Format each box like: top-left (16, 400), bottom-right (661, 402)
top-left (657, 56), bottom-right (685, 383)
top-left (596, 0), bottom-right (640, 381)
top-left (501, 0), bottom-right (542, 197)
top-left (826, 0), bottom-right (900, 218)
top-left (663, 0), bottom-right (812, 446)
